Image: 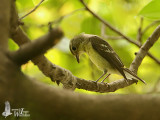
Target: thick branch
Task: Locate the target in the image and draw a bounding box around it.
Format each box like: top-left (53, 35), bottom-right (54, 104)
top-left (10, 28), bottom-right (63, 65)
top-left (1, 62), bottom-right (160, 120)
top-left (11, 78), bottom-right (160, 120)
top-left (0, 0), bottom-right (11, 49)
top-left (130, 25), bottom-right (160, 73)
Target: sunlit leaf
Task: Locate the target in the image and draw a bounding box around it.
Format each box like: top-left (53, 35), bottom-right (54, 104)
top-left (139, 0), bottom-right (160, 19)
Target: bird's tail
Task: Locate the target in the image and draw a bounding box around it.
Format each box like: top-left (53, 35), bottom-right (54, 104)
top-left (123, 68), bottom-right (146, 84)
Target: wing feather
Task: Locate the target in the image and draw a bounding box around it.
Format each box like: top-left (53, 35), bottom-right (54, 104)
top-left (90, 36), bottom-right (127, 79)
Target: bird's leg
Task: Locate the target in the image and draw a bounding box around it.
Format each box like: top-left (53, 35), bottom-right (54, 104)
top-left (95, 71), bottom-right (107, 82)
top-left (101, 73), bottom-right (111, 83)
top-left (125, 78), bottom-right (129, 85)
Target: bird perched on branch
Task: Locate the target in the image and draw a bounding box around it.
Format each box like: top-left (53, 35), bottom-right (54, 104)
top-left (69, 33), bottom-right (146, 84)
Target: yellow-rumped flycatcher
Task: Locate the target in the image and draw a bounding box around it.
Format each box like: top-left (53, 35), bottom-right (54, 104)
top-left (69, 33), bottom-right (146, 84)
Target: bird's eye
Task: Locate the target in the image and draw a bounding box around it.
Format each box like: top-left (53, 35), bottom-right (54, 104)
top-left (72, 46), bottom-right (76, 51)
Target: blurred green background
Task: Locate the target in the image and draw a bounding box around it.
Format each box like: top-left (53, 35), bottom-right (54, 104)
top-left (10, 0), bottom-right (160, 94)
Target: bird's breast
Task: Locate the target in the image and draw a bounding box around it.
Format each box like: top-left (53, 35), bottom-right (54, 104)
top-left (85, 42), bottom-right (119, 74)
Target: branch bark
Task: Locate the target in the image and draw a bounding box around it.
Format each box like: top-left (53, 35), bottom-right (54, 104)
top-left (3, 73), bottom-right (160, 120)
top-left (1, 62), bottom-right (160, 120)
top-left (10, 28), bottom-right (63, 65)
top-left (0, 0), bottom-right (11, 49)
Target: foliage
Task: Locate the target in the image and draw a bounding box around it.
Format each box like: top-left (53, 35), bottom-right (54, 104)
top-left (139, 0), bottom-right (160, 19)
top-left (11, 0), bottom-right (160, 94)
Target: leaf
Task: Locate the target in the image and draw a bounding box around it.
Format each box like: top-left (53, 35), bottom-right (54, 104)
top-left (139, 0), bottom-right (160, 19)
top-left (81, 17), bottom-right (101, 35)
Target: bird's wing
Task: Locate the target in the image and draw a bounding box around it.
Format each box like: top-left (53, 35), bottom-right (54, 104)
top-left (90, 36), bottom-right (127, 79)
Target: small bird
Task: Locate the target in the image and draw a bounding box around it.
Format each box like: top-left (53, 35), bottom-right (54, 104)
top-left (69, 33), bottom-right (146, 84)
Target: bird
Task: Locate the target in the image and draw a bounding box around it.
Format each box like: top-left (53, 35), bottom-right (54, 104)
top-left (69, 33), bottom-right (146, 84)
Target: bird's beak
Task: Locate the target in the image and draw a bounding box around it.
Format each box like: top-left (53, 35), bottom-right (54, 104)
top-left (75, 54), bottom-right (80, 63)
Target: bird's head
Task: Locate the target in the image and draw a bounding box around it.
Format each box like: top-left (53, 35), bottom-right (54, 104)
top-left (69, 34), bottom-right (86, 63)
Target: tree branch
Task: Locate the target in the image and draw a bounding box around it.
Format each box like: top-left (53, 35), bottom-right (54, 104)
top-left (101, 23), bottom-right (123, 40)
top-left (49, 8), bottom-right (85, 26)
top-left (79, 0), bottom-right (160, 65)
top-left (1, 66), bottom-right (160, 120)
top-left (147, 53), bottom-right (160, 64)
top-left (137, 17), bottom-right (143, 43)
top-left (0, 0), bottom-right (11, 49)
top-left (130, 25), bottom-right (160, 73)
top-left (19, 0), bottom-right (44, 20)
top-left (10, 28), bottom-right (63, 65)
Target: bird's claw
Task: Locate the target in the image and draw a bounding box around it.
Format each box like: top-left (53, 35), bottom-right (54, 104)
top-left (101, 82), bottom-right (109, 88)
top-left (125, 79), bottom-right (129, 85)
top-left (92, 81), bottom-right (100, 91)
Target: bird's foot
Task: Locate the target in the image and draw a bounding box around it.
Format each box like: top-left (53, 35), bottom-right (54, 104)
top-left (101, 81), bottom-right (109, 88)
top-left (125, 79), bottom-right (129, 85)
top-left (92, 81), bottom-right (100, 91)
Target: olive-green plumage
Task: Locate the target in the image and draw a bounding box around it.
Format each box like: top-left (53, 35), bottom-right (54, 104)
top-left (69, 33), bottom-right (146, 84)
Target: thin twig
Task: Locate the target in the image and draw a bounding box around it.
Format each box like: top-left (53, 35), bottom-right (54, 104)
top-left (137, 17), bottom-right (143, 43)
top-left (26, 8), bottom-right (85, 28)
top-left (49, 8), bottom-right (85, 26)
top-left (142, 20), bottom-right (160, 35)
top-left (19, 0), bottom-right (44, 20)
top-left (101, 23), bottom-right (123, 40)
top-left (79, 0), bottom-right (140, 46)
top-left (10, 28), bottom-right (63, 65)
top-left (147, 53), bottom-right (160, 64)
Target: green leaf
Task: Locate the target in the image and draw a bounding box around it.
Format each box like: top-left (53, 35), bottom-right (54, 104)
top-left (139, 0), bottom-right (160, 19)
top-left (81, 17), bottom-right (101, 35)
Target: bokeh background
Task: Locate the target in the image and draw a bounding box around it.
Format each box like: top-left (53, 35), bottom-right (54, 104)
top-left (11, 0), bottom-right (160, 94)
